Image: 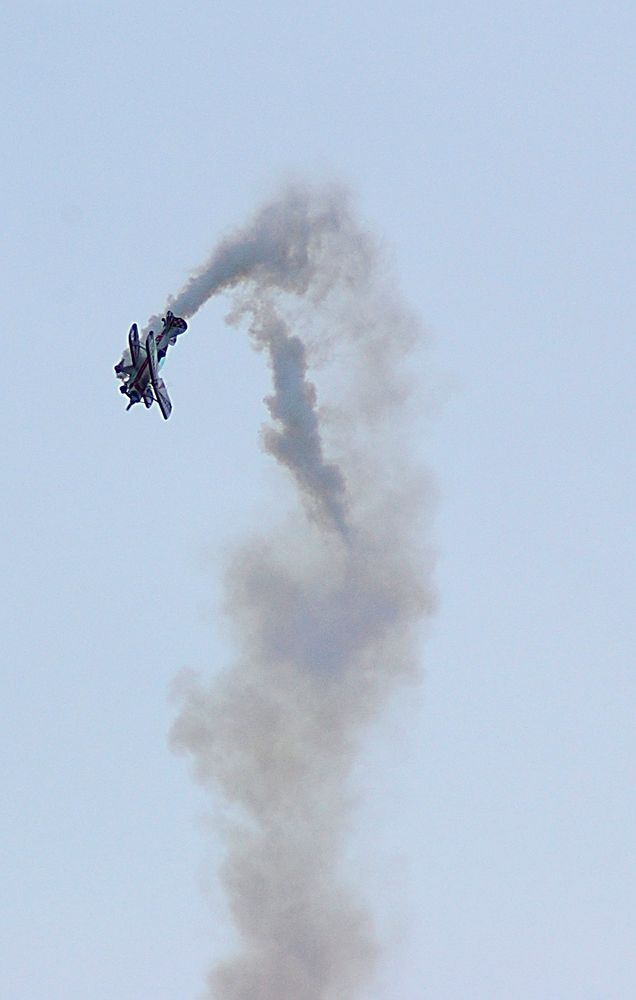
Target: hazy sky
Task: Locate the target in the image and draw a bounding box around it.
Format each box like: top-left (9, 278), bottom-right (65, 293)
top-left (2, 2), bottom-right (635, 998)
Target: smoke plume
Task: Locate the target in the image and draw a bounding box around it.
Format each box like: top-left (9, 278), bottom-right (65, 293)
top-left (168, 183), bottom-right (434, 999)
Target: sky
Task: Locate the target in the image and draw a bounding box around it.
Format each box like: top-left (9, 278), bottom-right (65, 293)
top-left (2, 2), bottom-right (636, 998)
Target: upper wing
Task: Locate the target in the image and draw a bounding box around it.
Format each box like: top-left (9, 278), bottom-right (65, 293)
top-left (128, 323), bottom-right (140, 367)
top-left (146, 331), bottom-right (173, 420)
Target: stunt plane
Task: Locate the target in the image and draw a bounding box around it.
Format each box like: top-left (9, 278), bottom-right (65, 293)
top-left (114, 311), bottom-right (187, 419)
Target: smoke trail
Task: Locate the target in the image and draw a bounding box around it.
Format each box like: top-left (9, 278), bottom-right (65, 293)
top-left (169, 184), bottom-right (434, 999)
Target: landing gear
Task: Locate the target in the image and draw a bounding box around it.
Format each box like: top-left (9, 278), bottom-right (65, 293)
top-left (125, 389), bottom-right (141, 411)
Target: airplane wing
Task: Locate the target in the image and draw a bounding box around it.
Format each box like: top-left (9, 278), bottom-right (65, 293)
top-left (128, 323), bottom-right (141, 367)
top-left (146, 331), bottom-right (173, 420)
top-left (153, 379), bottom-right (173, 420)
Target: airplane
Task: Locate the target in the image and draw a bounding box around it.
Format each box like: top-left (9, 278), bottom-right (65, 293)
top-left (114, 311), bottom-right (187, 419)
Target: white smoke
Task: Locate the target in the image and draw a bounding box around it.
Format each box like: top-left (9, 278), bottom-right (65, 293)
top-left (168, 183), bottom-right (435, 999)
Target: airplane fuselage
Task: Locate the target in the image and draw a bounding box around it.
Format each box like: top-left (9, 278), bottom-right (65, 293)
top-left (126, 328), bottom-right (170, 396)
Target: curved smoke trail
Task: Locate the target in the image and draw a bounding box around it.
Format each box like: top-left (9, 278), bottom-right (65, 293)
top-left (168, 184), bottom-right (435, 999)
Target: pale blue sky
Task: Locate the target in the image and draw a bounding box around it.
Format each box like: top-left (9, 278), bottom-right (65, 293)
top-left (2, 2), bottom-right (635, 998)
